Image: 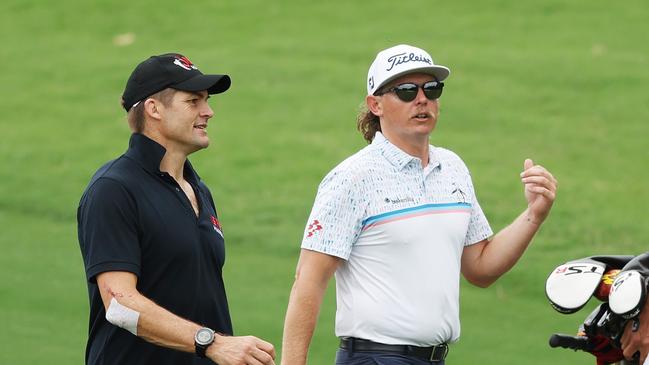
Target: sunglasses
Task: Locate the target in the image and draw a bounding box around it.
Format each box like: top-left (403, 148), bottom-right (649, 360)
top-left (377, 81), bottom-right (444, 102)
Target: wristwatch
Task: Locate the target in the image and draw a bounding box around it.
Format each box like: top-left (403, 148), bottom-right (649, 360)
top-left (194, 327), bottom-right (215, 358)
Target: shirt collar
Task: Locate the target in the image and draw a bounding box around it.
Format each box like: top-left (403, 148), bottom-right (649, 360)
top-left (372, 131), bottom-right (441, 171)
top-left (124, 133), bottom-right (201, 183)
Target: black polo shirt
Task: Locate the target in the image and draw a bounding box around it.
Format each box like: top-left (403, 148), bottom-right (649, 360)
top-left (77, 133), bottom-right (233, 365)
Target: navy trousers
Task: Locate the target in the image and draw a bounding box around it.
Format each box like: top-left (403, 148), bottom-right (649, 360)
top-left (335, 349), bottom-right (446, 365)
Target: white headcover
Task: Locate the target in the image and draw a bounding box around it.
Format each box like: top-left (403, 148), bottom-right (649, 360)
top-left (609, 270), bottom-right (646, 319)
top-left (546, 261), bottom-right (606, 314)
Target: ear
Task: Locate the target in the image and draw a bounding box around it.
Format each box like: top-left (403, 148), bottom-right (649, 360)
top-left (366, 95), bottom-right (383, 117)
top-left (143, 98), bottom-right (162, 121)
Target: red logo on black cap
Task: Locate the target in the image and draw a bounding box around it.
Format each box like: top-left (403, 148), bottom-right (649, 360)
top-left (173, 55), bottom-right (197, 71)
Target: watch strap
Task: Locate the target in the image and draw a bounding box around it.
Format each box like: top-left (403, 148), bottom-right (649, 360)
top-left (196, 342), bottom-right (208, 358)
top-left (195, 328), bottom-right (215, 358)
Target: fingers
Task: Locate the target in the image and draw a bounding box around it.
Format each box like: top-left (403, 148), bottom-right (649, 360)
top-left (520, 160), bottom-right (558, 222)
top-left (622, 320), bottom-right (633, 347)
top-left (521, 162), bottom-right (557, 184)
top-left (622, 321), bottom-right (637, 359)
top-left (247, 347), bottom-right (275, 365)
top-left (621, 321), bottom-right (648, 362)
top-left (522, 176), bottom-right (556, 197)
top-left (247, 357), bottom-right (265, 365)
top-left (242, 337), bottom-right (275, 365)
top-left (521, 176), bottom-right (554, 190)
top-left (624, 346), bottom-right (638, 361)
top-left (524, 158), bottom-right (534, 171)
top-left (621, 304), bottom-right (649, 361)
top-left (210, 335), bottom-right (276, 365)
top-left (255, 338), bottom-right (276, 360)
top-left (520, 160), bottom-right (558, 193)
top-left (526, 186), bottom-right (557, 201)
top-left (249, 337), bottom-right (275, 364)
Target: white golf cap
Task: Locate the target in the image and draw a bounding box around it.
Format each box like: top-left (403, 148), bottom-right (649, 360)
top-left (367, 44), bottom-right (450, 95)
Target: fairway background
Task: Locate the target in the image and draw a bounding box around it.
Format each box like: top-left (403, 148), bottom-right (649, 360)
top-left (1, 0), bottom-right (648, 363)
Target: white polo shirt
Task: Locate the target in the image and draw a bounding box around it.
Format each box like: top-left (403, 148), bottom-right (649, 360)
top-left (301, 132), bottom-right (493, 346)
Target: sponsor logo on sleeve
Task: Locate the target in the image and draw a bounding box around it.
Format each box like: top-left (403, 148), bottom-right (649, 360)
top-left (306, 219), bottom-right (322, 238)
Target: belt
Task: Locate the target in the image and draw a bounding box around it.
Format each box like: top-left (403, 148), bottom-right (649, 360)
top-left (339, 337), bottom-right (449, 362)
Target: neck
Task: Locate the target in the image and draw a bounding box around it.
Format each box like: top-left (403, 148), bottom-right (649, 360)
top-left (159, 149), bottom-right (187, 182)
top-left (382, 131), bottom-right (430, 167)
top-left (143, 130), bottom-right (189, 181)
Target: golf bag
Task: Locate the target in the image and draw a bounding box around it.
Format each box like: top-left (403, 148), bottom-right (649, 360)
top-left (545, 253), bottom-right (649, 365)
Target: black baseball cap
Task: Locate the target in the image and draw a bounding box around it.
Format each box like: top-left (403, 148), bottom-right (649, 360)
top-left (121, 53), bottom-right (231, 111)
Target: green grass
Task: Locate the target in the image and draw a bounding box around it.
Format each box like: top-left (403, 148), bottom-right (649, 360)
top-left (1, 0), bottom-right (648, 363)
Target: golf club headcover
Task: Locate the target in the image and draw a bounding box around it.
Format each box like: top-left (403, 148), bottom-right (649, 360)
top-left (609, 270), bottom-right (647, 319)
top-left (546, 260), bottom-right (606, 314)
top-left (619, 252), bottom-right (649, 275)
top-left (546, 256), bottom-right (635, 314)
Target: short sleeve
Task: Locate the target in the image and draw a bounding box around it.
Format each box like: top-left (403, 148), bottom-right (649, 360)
top-left (463, 172), bottom-right (493, 246)
top-left (301, 168), bottom-right (367, 260)
top-left (77, 178), bottom-right (141, 282)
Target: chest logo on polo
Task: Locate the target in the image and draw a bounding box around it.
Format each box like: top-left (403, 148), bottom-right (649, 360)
top-left (210, 215), bottom-right (223, 237)
top-left (451, 183), bottom-right (467, 203)
top-left (384, 196), bottom-right (415, 204)
top-left (306, 220), bottom-right (322, 238)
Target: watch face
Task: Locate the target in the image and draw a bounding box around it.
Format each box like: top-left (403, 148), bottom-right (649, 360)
top-left (196, 328), bottom-right (214, 345)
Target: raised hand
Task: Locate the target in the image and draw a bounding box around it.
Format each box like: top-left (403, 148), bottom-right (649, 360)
top-left (520, 158), bottom-right (557, 224)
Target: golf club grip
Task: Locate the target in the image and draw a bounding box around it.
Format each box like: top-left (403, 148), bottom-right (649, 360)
top-left (548, 334), bottom-right (593, 351)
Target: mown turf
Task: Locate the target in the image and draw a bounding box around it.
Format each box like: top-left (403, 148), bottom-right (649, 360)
top-left (1, 0), bottom-right (647, 363)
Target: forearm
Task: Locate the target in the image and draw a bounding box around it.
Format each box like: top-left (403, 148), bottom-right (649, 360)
top-left (281, 280), bottom-right (325, 365)
top-left (99, 271), bottom-right (275, 365)
top-left (136, 293), bottom-right (276, 364)
top-left (487, 209), bottom-right (540, 270)
top-left (466, 208), bottom-right (542, 286)
top-left (464, 159), bottom-right (557, 287)
top-left (114, 291), bottom-right (201, 352)
top-left (98, 272), bottom-right (203, 354)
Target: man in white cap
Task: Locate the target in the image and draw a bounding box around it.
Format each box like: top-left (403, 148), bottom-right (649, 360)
top-left (281, 44), bottom-right (558, 364)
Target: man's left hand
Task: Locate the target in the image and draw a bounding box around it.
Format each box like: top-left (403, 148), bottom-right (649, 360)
top-left (621, 300), bottom-right (649, 363)
top-left (520, 158), bottom-right (557, 224)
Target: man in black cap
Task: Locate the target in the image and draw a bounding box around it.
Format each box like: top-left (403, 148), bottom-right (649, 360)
top-left (78, 53), bottom-right (276, 365)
